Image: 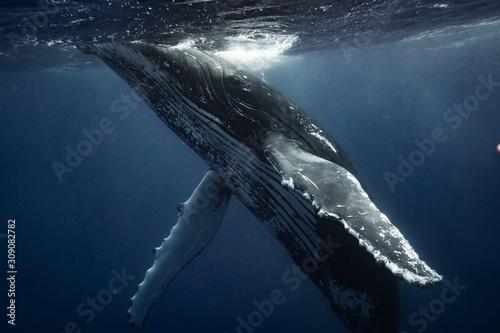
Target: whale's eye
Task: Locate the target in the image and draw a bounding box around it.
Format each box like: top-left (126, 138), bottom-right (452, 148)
top-left (227, 75), bottom-right (243, 87)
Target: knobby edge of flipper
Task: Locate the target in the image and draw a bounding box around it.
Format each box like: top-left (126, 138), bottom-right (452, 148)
top-left (263, 132), bottom-right (443, 288)
top-left (128, 170), bottom-right (232, 329)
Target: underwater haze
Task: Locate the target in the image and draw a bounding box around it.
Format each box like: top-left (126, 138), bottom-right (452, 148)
top-left (1, 1), bottom-right (500, 333)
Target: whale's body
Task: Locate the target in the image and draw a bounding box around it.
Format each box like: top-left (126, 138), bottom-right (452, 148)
top-left (81, 43), bottom-right (442, 333)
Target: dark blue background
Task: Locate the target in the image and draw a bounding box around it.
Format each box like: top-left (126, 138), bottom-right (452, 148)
top-left (1, 29), bottom-right (499, 333)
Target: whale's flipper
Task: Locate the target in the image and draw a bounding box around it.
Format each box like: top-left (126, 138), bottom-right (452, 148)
top-left (264, 132), bottom-right (442, 288)
top-left (128, 170), bottom-right (232, 329)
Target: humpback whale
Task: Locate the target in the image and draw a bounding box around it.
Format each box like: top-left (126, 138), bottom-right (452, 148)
top-left (80, 42), bottom-right (442, 333)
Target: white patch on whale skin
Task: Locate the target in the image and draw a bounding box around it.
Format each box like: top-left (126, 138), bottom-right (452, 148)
top-left (328, 280), bottom-right (375, 321)
top-left (310, 131), bottom-right (338, 153)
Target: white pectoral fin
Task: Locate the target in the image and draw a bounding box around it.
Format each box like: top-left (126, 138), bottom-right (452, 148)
top-left (264, 132), bottom-right (443, 288)
top-left (128, 170), bottom-right (232, 329)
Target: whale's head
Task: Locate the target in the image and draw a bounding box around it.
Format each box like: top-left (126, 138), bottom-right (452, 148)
top-left (80, 42), bottom-right (280, 117)
top-left (80, 42), bottom-right (356, 170)
top-left (80, 42), bottom-right (313, 152)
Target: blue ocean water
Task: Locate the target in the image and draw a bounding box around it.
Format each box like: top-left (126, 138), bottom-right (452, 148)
top-left (1, 1), bottom-right (500, 333)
